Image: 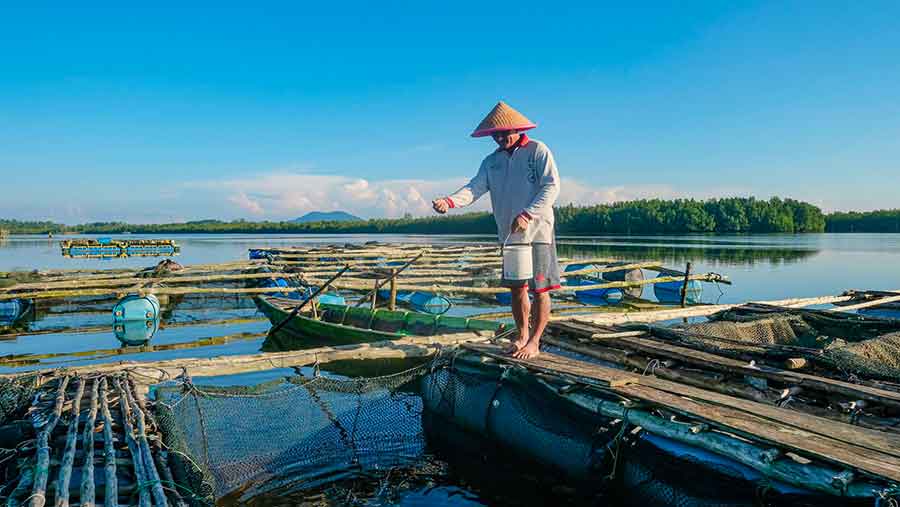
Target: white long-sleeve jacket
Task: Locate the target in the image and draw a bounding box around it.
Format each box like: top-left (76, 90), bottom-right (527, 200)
top-left (447, 137), bottom-right (560, 244)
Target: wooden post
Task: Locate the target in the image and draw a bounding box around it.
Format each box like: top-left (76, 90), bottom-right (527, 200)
top-left (680, 262), bottom-right (693, 308)
top-left (389, 269), bottom-right (398, 311)
top-left (371, 278), bottom-right (379, 310)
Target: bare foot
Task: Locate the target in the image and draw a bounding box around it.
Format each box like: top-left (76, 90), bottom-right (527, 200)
top-left (512, 340), bottom-right (540, 359)
top-left (506, 332), bottom-right (529, 354)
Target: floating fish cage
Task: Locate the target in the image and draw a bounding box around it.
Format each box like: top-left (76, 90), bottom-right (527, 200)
top-left (60, 238), bottom-right (180, 258)
top-left (3, 245), bottom-right (900, 505)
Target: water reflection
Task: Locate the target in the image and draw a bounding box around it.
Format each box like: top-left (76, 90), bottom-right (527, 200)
top-left (556, 241), bottom-right (819, 266)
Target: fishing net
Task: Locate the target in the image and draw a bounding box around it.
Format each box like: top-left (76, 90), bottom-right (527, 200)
top-left (664, 309), bottom-right (900, 382)
top-left (0, 374), bottom-right (39, 425)
top-left (826, 332), bottom-right (900, 381)
top-left (153, 364), bottom-right (430, 505)
top-left (420, 353), bottom-right (620, 484)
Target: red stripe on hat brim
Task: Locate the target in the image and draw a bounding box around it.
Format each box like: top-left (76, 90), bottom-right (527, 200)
top-left (471, 124), bottom-right (537, 138)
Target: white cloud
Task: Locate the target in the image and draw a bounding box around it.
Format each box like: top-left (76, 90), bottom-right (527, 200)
top-left (182, 170), bottom-right (749, 221)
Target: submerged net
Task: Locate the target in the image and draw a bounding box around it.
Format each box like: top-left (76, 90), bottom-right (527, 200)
top-left (668, 310), bottom-right (900, 381)
top-left (154, 365), bottom-right (430, 504)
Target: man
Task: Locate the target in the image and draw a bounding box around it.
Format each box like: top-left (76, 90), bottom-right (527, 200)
top-left (432, 101), bottom-right (561, 359)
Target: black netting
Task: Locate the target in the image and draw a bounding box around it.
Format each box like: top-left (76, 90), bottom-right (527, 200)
top-left (421, 355), bottom-right (618, 482)
top-left (617, 434), bottom-right (875, 507)
top-left (0, 374), bottom-right (38, 425)
top-left (154, 365), bottom-right (428, 504)
top-left (666, 309), bottom-right (900, 382)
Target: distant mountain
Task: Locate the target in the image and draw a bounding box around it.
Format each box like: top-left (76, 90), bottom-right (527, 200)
top-left (292, 211), bottom-right (363, 223)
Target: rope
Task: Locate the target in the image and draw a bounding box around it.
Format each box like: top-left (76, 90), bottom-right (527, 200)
top-left (641, 359), bottom-right (662, 377)
top-left (603, 405), bottom-right (631, 482)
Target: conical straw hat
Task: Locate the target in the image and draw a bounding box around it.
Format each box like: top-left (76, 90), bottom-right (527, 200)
top-left (471, 101), bottom-right (537, 137)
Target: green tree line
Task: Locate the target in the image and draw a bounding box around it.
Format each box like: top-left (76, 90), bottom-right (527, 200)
top-left (2, 198), bottom-right (897, 235)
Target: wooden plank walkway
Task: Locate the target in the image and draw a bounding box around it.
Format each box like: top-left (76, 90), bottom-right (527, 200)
top-left (463, 343), bottom-right (900, 482)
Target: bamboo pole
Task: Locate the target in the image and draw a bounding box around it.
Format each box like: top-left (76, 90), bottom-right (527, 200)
top-left (680, 262), bottom-right (693, 308)
top-left (3, 316), bottom-right (265, 341)
top-left (153, 452), bottom-right (188, 507)
top-left (557, 295), bottom-right (854, 325)
top-left (6, 333), bottom-right (494, 383)
top-left (55, 377), bottom-right (85, 507)
top-left (80, 379), bottom-right (99, 507)
top-left (6, 466), bottom-right (35, 507)
top-left (114, 378), bottom-right (151, 507)
top-left (31, 376), bottom-right (70, 507)
top-left (97, 379), bottom-right (117, 507)
top-left (566, 390), bottom-right (882, 497)
top-left (308, 273), bottom-right (727, 296)
top-left (829, 293), bottom-right (900, 313)
top-left (0, 271), bottom-right (297, 293)
top-left (389, 269), bottom-right (398, 311)
top-left (121, 380), bottom-right (167, 507)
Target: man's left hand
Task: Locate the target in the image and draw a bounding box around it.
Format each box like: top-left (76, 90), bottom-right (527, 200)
top-left (511, 213), bottom-right (530, 233)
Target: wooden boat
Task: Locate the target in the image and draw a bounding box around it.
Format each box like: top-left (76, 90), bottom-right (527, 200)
top-left (255, 295), bottom-right (505, 349)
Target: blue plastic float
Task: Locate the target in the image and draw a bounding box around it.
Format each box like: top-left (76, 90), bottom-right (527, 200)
top-left (563, 264), bottom-right (624, 305)
top-left (114, 318), bottom-right (160, 345)
top-left (112, 294), bottom-right (161, 322)
top-left (0, 299), bottom-right (30, 325)
top-left (653, 274), bottom-right (702, 304)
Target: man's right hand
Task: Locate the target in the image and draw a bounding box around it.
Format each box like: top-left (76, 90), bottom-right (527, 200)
top-left (432, 198), bottom-right (450, 214)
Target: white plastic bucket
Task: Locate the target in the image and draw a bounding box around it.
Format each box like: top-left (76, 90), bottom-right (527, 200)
top-left (502, 245), bottom-right (534, 281)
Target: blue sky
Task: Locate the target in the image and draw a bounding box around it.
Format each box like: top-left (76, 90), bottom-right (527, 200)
top-left (1, 2), bottom-right (898, 223)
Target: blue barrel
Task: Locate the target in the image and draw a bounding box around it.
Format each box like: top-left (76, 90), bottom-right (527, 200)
top-left (112, 294), bottom-right (161, 322)
top-left (97, 237), bottom-right (112, 245)
top-left (0, 299), bottom-right (28, 325)
top-left (653, 274), bottom-right (702, 304)
top-left (114, 319), bottom-right (160, 345)
top-left (248, 249), bottom-right (269, 259)
top-left (601, 261), bottom-right (645, 299)
top-left (564, 264), bottom-right (624, 304)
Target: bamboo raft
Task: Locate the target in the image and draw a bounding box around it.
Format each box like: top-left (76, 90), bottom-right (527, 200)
top-left (2, 243), bottom-right (900, 504)
top-left (60, 239), bottom-right (180, 259)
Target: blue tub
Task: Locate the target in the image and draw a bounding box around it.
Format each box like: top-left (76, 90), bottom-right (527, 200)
top-left (564, 264), bottom-right (624, 304)
top-left (653, 274), bottom-right (702, 304)
top-left (112, 294), bottom-right (161, 322)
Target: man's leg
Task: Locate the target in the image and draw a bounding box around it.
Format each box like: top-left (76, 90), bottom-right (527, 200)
top-left (508, 285), bottom-right (530, 353)
top-left (513, 291), bottom-right (549, 359)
